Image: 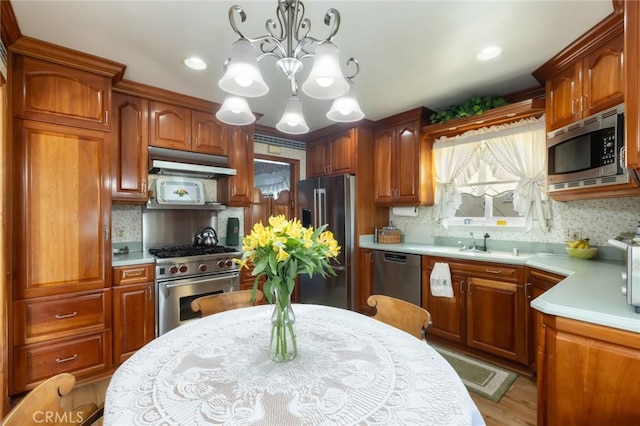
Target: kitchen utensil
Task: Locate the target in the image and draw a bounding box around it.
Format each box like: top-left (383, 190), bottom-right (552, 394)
top-left (194, 227), bottom-right (218, 247)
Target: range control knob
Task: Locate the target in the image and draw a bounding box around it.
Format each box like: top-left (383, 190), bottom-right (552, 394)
top-left (217, 260), bottom-right (226, 268)
top-left (198, 264), bottom-right (208, 272)
top-left (179, 264), bottom-right (188, 273)
top-left (169, 266), bottom-right (179, 274)
top-left (225, 260), bottom-right (233, 267)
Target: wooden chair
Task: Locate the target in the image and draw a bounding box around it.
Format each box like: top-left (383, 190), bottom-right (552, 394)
top-left (191, 289), bottom-right (264, 317)
top-left (367, 294), bottom-right (432, 340)
top-left (3, 373), bottom-right (103, 426)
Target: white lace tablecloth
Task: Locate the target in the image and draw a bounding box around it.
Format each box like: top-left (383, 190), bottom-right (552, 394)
top-left (104, 304), bottom-right (485, 425)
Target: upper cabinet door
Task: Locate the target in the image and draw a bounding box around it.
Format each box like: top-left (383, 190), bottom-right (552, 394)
top-left (394, 123), bottom-right (420, 203)
top-left (218, 125), bottom-right (254, 206)
top-left (191, 110), bottom-right (228, 155)
top-left (306, 139), bottom-right (329, 178)
top-left (13, 56), bottom-right (112, 131)
top-left (582, 34), bottom-right (624, 118)
top-left (111, 92), bottom-right (149, 202)
top-left (373, 127), bottom-right (395, 204)
top-left (546, 64), bottom-right (581, 132)
top-left (328, 129), bottom-right (356, 175)
top-left (149, 101), bottom-right (191, 150)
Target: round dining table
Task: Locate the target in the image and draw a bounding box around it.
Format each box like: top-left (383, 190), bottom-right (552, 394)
top-left (104, 304), bottom-right (485, 425)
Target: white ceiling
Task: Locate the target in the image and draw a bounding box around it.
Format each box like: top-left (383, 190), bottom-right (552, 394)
top-left (10, 1), bottom-right (614, 134)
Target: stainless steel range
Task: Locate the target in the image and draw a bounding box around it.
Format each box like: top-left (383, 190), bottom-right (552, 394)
top-left (141, 183), bottom-right (243, 336)
top-left (150, 245), bottom-right (241, 335)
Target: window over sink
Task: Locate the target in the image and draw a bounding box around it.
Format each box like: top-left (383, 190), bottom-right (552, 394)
top-left (433, 116), bottom-right (549, 231)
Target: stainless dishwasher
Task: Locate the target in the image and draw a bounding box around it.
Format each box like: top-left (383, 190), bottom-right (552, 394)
top-left (373, 251), bottom-right (421, 305)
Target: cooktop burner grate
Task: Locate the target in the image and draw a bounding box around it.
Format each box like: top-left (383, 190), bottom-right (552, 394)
top-left (149, 245), bottom-right (239, 259)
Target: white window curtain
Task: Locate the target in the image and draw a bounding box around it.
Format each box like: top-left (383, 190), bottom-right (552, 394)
top-left (432, 116), bottom-right (549, 231)
top-left (432, 142), bottom-right (480, 223)
top-left (483, 119), bottom-right (548, 231)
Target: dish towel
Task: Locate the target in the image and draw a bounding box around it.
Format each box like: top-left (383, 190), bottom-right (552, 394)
top-left (430, 262), bottom-right (454, 298)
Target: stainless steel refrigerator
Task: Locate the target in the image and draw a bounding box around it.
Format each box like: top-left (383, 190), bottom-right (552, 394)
top-left (298, 174), bottom-right (355, 310)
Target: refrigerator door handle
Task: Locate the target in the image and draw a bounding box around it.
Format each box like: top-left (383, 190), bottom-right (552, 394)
top-left (316, 188), bottom-right (326, 228)
top-left (332, 265), bottom-right (346, 271)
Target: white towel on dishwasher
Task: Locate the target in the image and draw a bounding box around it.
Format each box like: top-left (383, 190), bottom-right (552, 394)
top-left (430, 262), bottom-right (453, 298)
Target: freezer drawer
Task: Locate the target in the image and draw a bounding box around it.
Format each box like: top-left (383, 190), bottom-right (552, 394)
top-left (373, 251), bottom-right (421, 306)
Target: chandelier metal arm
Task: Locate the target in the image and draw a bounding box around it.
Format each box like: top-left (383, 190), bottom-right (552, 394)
top-left (228, 1), bottom-right (342, 64)
top-left (345, 57), bottom-right (360, 81)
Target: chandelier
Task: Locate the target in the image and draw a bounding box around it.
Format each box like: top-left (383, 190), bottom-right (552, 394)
top-left (215, 0), bottom-right (364, 135)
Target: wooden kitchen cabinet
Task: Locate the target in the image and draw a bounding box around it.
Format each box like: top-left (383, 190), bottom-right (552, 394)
top-left (112, 264), bottom-right (155, 364)
top-left (13, 119), bottom-right (111, 299)
top-left (422, 256), bottom-right (527, 364)
top-left (111, 91), bottom-right (149, 203)
top-left (525, 267), bottom-right (564, 373)
top-left (306, 128), bottom-right (356, 178)
top-left (357, 249), bottom-right (375, 316)
top-left (12, 55), bottom-right (113, 131)
top-left (537, 315), bottom-right (640, 425)
top-left (217, 125), bottom-right (254, 206)
top-left (373, 107), bottom-right (434, 206)
top-left (625, 0), bottom-right (640, 172)
top-left (149, 100), bottom-right (228, 155)
top-left (9, 42), bottom-right (124, 394)
top-left (533, 13), bottom-right (623, 132)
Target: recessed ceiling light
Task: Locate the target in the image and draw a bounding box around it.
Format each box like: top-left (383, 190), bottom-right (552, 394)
top-left (183, 57), bottom-right (208, 70)
top-left (476, 46), bottom-right (504, 61)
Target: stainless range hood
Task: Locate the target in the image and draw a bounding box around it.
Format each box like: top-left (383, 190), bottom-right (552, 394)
top-left (148, 146), bottom-right (237, 179)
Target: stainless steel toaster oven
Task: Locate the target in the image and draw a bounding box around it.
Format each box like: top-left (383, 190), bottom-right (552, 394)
top-left (608, 237), bottom-right (640, 313)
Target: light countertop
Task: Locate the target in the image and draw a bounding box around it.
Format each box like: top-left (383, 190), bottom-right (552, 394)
top-left (360, 240), bottom-right (640, 334)
top-left (112, 252), bottom-right (155, 267)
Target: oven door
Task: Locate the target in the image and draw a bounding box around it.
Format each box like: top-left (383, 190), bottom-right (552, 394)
top-left (157, 271), bottom-right (239, 336)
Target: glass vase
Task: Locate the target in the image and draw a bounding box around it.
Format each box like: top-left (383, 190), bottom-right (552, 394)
top-left (269, 286), bottom-right (297, 362)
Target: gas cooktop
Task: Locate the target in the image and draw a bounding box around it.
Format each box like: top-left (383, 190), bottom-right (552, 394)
top-left (149, 245), bottom-right (239, 259)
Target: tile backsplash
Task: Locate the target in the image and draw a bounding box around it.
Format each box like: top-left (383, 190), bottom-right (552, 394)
top-left (390, 197), bottom-right (640, 246)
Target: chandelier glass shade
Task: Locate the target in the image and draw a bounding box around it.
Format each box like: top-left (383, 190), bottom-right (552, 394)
top-left (216, 94), bottom-right (256, 125)
top-left (216, 0), bottom-right (363, 134)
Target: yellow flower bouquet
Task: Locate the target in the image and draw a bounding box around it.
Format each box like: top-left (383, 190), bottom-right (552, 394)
top-left (235, 215), bottom-right (340, 362)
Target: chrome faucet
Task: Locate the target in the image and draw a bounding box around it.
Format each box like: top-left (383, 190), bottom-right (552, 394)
top-left (481, 233), bottom-right (490, 252)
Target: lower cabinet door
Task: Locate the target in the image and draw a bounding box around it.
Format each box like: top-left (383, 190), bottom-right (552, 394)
top-left (113, 282), bottom-right (155, 364)
top-left (13, 330), bottom-right (112, 393)
top-left (466, 277), bottom-right (526, 363)
top-left (422, 271), bottom-right (466, 344)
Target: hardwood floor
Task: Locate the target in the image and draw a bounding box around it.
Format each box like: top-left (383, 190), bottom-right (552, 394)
top-left (67, 374), bottom-right (537, 426)
top-left (471, 375), bottom-right (537, 426)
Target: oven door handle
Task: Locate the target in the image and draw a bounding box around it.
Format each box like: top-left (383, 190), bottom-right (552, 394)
top-left (162, 273), bottom-right (239, 297)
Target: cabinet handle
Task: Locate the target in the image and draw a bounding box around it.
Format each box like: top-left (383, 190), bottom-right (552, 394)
top-left (104, 226), bottom-right (110, 242)
top-left (327, 165), bottom-right (332, 174)
top-left (142, 181), bottom-right (147, 193)
top-left (571, 99), bottom-right (575, 115)
top-left (485, 269), bottom-right (502, 274)
top-left (104, 110), bottom-right (109, 125)
top-left (368, 251), bottom-right (373, 262)
top-left (459, 280), bottom-right (465, 294)
top-left (55, 311), bottom-right (78, 319)
top-left (580, 95), bottom-right (585, 113)
top-left (124, 270), bottom-right (144, 277)
top-left (55, 354), bottom-right (78, 363)
top-left (467, 280), bottom-right (472, 295)
top-left (147, 287), bottom-right (152, 301)
top-left (525, 282), bottom-right (531, 299)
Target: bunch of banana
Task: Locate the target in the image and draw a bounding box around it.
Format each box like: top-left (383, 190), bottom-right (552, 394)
top-left (567, 238), bottom-right (590, 249)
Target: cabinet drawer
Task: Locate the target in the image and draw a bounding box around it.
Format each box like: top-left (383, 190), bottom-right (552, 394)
top-left (424, 256), bottom-right (524, 283)
top-left (113, 264), bottom-right (154, 286)
top-left (13, 330), bottom-right (112, 393)
top-left (14, 290), bottom-right (111, 346)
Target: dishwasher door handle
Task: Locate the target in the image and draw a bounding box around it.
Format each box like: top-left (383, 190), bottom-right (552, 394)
top-left (383, 253), bottom-right (408, 264)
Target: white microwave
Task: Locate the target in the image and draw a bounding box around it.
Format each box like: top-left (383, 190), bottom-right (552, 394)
top-left (547, 104), bottom-right (627, 192)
